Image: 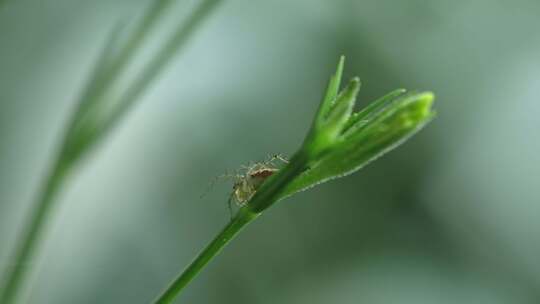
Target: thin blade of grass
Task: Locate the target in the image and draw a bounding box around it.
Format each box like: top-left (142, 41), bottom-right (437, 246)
top-left (77, 0), bottom-right (176, 112)
top-left (93, 0), bottom-right (223, 145)
top-left (0, 1), bottom-right (222, 303)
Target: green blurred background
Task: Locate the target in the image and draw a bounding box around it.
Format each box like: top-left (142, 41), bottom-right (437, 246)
top-left (1, 0), bottom-right (540, 303)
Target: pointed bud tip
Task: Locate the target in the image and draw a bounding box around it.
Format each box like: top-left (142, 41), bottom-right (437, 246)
top-left (334, 56), bottom-right (345, 79)
top-left (414, 92), bottom-right (435, 117)
top-left (348, 77), bottom-right (361, 91)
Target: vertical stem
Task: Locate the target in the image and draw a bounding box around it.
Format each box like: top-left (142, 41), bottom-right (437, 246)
top-left (0, 3), bottom-right (171, 296)
top-left (1, 1), bottom-right (224, 302)
top-left (74, 0), bottom-right (176, 121)
top-left (153, 208), bottom-right (258, 304)
top-left (0, 158), bottom-right (70, 304)
top-left (100, 0), bottom-right (223, 141)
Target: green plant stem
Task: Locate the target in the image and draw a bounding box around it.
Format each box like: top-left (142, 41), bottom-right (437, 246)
top-left (1, 1), bottom-right (223, 302)
top-left (71, 0), bottom-right (223, 168)
top-left (153, 208), bottom-right (258, 304)
top-left (0, 157), bottom-right (71, 304)
top-left (100, 0), bottom-right (223, 140)
top-left (74, 0), bottom-right (176, 121)
top-left (150, 57), bottom-right (435, 303)
top-left (152, 152), bottom-right (309, 303)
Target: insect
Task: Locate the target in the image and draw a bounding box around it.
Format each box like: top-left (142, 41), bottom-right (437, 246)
top-left (205, 154), bottom-right (288, 217)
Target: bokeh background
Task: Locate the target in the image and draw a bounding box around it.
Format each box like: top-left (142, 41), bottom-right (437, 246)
top-left (1, 0), bottom-right (540, 303)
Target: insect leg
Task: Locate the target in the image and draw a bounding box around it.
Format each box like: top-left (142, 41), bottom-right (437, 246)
top-left (274, 153), bottom-right (289, 164)
top-left (227, 192), bottom-right (234, 220)
top-left (267, 153), bottom-right (289, 165)
top-left (200, 170), bottom-right (236, 199)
